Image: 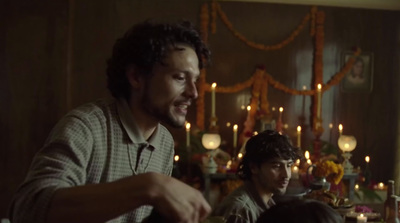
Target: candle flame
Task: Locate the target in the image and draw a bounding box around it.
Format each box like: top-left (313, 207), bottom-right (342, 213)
top-left (305, 151), bottom-right (310, 159)
top-left (293, 166), bottom-right (298, 171)
top-left (329, 123), bottom-right (333, 129)
top-left (279, 107), bottom-right (283, 112)
top-left (238, 153), bottom-right (243, 158)
top-left (317, 83), bottom-right (322, 90)
top-left (365, 156), bottom-right (370, 163)
top-left (378, 182), bottom-right (384, 189)
top-left (360, 214), bottom-right (364, 217)
top-left (297, 126), bottom-right (301, 132)
top-left (271, 107), bottom-right (276, 111)
top-left (247, 105), bottom-right (251, 111)
top-left (211, 82), bottom-right (217, 88)
top-left (302, 85), bottom-right (307, 90)
top-left (226, 122), bottom-right (231, 127)
top-left (338, 124), bottom-right (343, 131)
top-left (253, 131), bottom-right (258, 135)
top-left (174, 155), bottom-right (179, 162)
top-left (295, 159), bottom-right (300, 165)
top-left (306, 159), bottom-right (312, 165)
top-left (355, 184), bottom-right (359, 190)
top-left (233, 124), bottom-right (238, 131)
top-left (185, 122), bottom-right (191, 130)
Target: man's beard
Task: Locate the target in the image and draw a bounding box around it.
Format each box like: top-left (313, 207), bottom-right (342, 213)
top-left (141, 89), bottom-right (185, 128)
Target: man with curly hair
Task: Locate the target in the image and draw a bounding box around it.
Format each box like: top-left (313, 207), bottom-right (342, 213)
top-left (9, 20), bottom-right (211, 223)
top-left (212, 130), bottom-right (301, 223)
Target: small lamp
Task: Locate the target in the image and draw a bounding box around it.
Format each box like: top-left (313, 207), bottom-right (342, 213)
top-left (338, 135), bottom-right (357, 174)
top-left (202, 133), bottom-right (221, 174)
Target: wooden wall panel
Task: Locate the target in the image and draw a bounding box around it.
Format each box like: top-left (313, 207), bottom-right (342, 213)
top-left (1, 0), bottom-right (399, 218)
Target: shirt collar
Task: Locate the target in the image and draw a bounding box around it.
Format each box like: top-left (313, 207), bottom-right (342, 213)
top-left (116, 98), bottom-right (162, 150)
top-left (244, 181), bottom-right (275, 210)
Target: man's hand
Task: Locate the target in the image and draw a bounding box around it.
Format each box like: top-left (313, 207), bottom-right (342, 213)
top-left (144, 172), bottom-right (211, 223)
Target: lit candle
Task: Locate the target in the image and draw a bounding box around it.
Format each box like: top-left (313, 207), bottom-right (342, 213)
top-left (292, 166), bottom-right (299, 179)
top-left (355, 184), bottom-right (360, 191)
top-left (279, 107), bottom-right (283, 121)
top-left (233, 124), bottom-right (238, 150)
top-left (174, 155), bottom-right (180, 162)
top-left (211, 83), bottom-right (217, 118)
top-left (357, 213), bottom-right (367, 223)
top-left (377, 182), bottom-right (384, 190)
top-left (305, 150), bottom-right (310, 160)
top-left (185, 122), bottom-right (191, 147)
top-left (317, 84), bottom-right (322, 119)
top-left (306, 159), bottom-right (312, 165)
top-left (297, 126), bottom-right (301, 148)
top-left (338, 124), bottom-right (343, 136)
top-left (365, 156), bottom-right (370, 169)
top-left (329, 123), bottom-right (333, 143)
top-left (295, 159), bottom-right (300, 166)
top-left (237, 152), bottom-right (243, 159)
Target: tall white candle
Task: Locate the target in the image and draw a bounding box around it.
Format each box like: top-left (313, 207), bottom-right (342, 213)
top-left (233, 124), bottom-right (238, 149)
top-left (338, 124), bottom-right (343, 136)
top-left (185, 122), bottom-right (191, 147)
top-left (317, 84), bottom-right (322, 119)
top-left (297, 126), bottom-right (301, 148)
top-left (211, 83), bottom-right (217, 117)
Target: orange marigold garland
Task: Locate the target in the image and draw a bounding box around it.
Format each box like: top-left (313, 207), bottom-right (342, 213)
top-left (215, 1), bottom-right (311, 51)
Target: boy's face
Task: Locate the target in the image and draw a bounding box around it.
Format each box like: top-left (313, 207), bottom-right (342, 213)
top-left (140, 44), bottom-right (199, 128)
top-left (251, 158), bottom-right (293, 196)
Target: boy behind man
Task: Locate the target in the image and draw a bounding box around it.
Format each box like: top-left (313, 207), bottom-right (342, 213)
top-left (213, 130), bottom-right (301, 223)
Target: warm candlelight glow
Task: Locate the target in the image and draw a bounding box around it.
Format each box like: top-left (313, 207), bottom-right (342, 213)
top-left (186, 123), bottom-right (191, 131)
top-left (211, 82), bottom-right (217, 118)
top-left (306, 159), bottom-right (312, 165)
top-left (305, 150), bottom-right (310, 159)
top-left (185, 122), bottom-right (191, 147)
top-left (292, 166), bottom-right (299, 179)
top-left (338, 124), bottom-right (343, 135)
top-left (297, 126), bottom-right (301, 147)
top-left (226, 160), bottom-right (232, 169)
top-left (317, 84), bottom-right (322, 119)
top-left (253, 131), bottom-right (258, 135)
top-left (378, 182), bottom-right (384, 190)
top-left (241, 105), bottom-right (245, 110)
top-left (233, 124), bottom-right (238, 149)
top-left (357, 213), bottom-right (367, 223)
top-left (329, 123), bottom-right (333, 129)
top-left (279, 107), bottom-right (283, 112)
top-left (295, 159), bottom-right (300, 166)
top-left (355, 184), bottom-right (359, 191)
top-left (247, 105), bottom-right (251, 111)
top-left (226, 122), bottom-right (231, 127)
top-left (174, 155), bottom-right (179, 162)
top-left (272, 107), bottom-right (276, 111)
top-left (365, 156), bottom-right (370, 163)
top-left (302, 85), bottom-right (307, 90)
top-left (238, 153), bottom-right (243, 159)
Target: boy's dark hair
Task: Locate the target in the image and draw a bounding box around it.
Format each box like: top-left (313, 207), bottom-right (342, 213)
top-left (106, 20), bottom-right (211, 99)
top-left (237, 130), bottom-right (301, 180)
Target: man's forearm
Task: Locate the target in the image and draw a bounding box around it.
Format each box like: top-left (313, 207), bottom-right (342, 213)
top-left (46, 174), bottom-right (151, 223)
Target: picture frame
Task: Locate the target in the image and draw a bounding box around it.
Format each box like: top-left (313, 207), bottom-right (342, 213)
top-left (340, 51), bottom-right (374, 93)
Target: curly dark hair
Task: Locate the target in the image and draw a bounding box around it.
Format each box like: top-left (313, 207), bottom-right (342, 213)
top-left (237, 130), bottom-right (301, 180)
top-left (106, 20), bottom-right (211, 99)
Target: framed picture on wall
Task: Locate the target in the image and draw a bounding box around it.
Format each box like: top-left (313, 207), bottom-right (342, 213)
top-left (341, 52), bottom-right (374, 93)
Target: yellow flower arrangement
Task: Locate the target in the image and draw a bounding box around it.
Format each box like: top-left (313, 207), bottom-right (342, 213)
top-left (313, 160), bottom-right (344, 185)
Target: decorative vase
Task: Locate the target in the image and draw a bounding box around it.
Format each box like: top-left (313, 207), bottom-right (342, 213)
top-left (310, 177), bottom-right (331, 191)
top-left (306, 164), bottom-right (331, 191)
